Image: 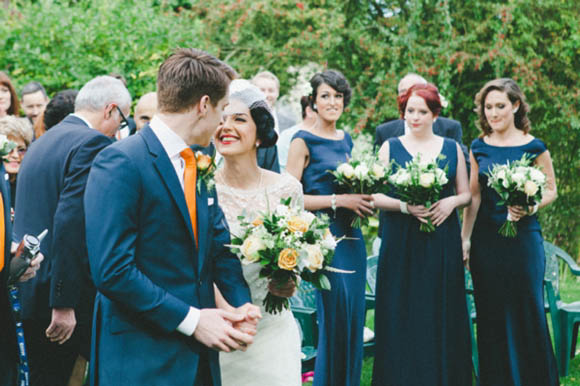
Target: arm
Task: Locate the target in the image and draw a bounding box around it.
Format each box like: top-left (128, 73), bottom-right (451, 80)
top-left (428, 143), bottom-right (472, 226)
top-left (461, 150), bottom-right (481, 264)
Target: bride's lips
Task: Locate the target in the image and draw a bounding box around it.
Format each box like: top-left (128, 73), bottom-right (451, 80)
top-left (218, 134), bottom-right (240, 145)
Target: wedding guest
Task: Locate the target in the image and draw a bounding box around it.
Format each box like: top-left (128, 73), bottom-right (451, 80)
top-left (20, 82), bottom-right (49, 125)
top-left (85, 48), bottom-right (260, 386)
top-left (214, 79), bottom-right (302, 386)
top-left (13, 76), bottom-right (131, 386)
top-left (0, 116), bottom-right (33, 210)
top-left (461, 78), bottom-right (558, 385)
top-left (371, 83), bottom-right (472, 385)
top-left (277, 95), bottom-right (317, 171)
top-left (251, 70), bottom-right (297, 132)
top-left (33, 89), bottom-right (78, 139)
top-left (134, 92), bottom-right (157, 131)
top-left (286, 70), bottom-right (372, 386)
top-left (0, 72), bottom-right (20, 118)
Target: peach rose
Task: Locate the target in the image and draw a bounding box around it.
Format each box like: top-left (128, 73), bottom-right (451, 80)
top-left (287, 216), bottom-right (309, 233)
top-left (278, 248), bottom-right (298, 270)
top-left (196, 153), bottom-right (213, 171)
top-left (251, 217), bottom-right (264, 227)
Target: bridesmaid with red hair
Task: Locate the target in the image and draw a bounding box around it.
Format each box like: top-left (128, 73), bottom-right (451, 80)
top-left (372, 83), bottom-right (473, 385)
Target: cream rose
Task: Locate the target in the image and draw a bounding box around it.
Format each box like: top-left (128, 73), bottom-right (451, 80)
top-left (240, 235), bottom-right (265, 264)
top-left (530, 168), bottom-right (546, 184)
top-left (287, 216), bottom-right (309, 233)
top-left (300, 211), bottom-right (316, 226)
top-left (278, 248), bottom-right (298, 270)
top-left (304, 244), bottom-right (324, 272)
top-left (337, 163), bottom-right (355, 179)
top-left (371, 164), bottom-right (386, 179)
top-left (435, 168), bottom-right (448, 184)
top-left (354, 164), bottom-right (369, 179)
top-left (524, 180), bottom-right (539, 196)
top-left (419, 172), bottom-right (435, 188)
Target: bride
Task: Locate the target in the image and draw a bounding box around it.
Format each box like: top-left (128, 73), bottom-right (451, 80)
top-left (214, 80), bottom-right (302, 386)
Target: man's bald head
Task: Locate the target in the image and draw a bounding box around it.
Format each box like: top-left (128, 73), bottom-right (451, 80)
top-left (397, 73), bottom-right (428, 97)
top-left (135, 92), bottom-right (158, 131)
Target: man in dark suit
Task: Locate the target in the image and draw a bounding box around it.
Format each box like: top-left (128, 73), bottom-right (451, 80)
top-left (85, 48), bottom-right (259, 386)
top-left (0, 158), bottom-right (43, 386)
top-left (13, 75), bottom-right (131, 385)
top-left (374, 73), bottom-right (468, 163)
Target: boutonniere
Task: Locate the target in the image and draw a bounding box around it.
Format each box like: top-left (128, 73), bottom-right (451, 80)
top-left (195, 151), bottom-right (217, 193)
top-left (0, 134), bottom-right (16, 158)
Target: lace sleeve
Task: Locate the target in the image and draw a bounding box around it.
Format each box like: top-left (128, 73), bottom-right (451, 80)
top-left (281, 173), bottom-right (304, 210)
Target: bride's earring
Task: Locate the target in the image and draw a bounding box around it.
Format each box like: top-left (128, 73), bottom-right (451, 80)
top-left (513, 107), bottom-right (519, 114)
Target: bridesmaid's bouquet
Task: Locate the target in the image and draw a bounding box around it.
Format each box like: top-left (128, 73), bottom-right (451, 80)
top-left (228, 198), bottom-right (342, 314)
top-left (486, 155), bottom-right (546, 238)
top-left (329, 154), bottom-right (391, 228)
top-left (388, 154), bottom-right (448, 233)
top-left (0, 134), bottom-right (16, 157)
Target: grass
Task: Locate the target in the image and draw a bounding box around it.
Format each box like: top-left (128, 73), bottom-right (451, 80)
top-left (305, 272), bottom-right (580, 385)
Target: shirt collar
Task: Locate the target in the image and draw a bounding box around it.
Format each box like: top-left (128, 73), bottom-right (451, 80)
top-left (149, 115), bottom-right (188, 159)
top-left (70, 113), bottom-right (94, 129)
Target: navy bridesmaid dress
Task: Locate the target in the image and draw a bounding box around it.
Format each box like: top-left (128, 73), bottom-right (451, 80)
top-left (372, 137), bottom-right (472, 386)
top-left (292, 130), bottom-right (366, 386)
top-left (470, 137), bottom-right (559, 386)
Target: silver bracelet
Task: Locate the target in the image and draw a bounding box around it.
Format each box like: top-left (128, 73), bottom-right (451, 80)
top-left (331, 194), bottom-right (337, 213)
top-left (400, 200), bottom-right (409, 214)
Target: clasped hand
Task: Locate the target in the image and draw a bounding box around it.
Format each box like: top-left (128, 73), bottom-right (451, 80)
top-left (194, 303), bottom-right (261, 353)
top-left (340, 194), bottom-right (375, 218)
top-left (408, 196), bottom-right (456, 226)
top-left (507, 205), bottom-right (534, 222)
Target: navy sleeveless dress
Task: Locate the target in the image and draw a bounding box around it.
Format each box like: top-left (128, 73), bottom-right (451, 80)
top-left (372, 137), bottom-right (472, 386)
top-left (470, 137), bottom-right (559, 386)
top-left (292, 130), bottom-right (366, 386)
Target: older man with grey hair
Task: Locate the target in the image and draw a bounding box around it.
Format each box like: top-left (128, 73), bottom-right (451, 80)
top-left (13, 75), bottom-right (131, 386)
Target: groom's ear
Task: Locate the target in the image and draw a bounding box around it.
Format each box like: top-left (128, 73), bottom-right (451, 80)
top-left (197, 95), bottom-right (211, 117)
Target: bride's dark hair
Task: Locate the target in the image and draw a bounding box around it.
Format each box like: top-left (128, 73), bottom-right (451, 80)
top-left (249, 100), bottom-right (278, 148)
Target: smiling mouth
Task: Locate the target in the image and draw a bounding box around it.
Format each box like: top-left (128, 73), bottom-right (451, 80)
top-left (218, 134), bottom-right (240, 144)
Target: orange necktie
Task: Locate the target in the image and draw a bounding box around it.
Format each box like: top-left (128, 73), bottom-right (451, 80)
top-left (0, 192), bottom-right (5, 272)
top-left (180, 148), bottom-right (198, 246)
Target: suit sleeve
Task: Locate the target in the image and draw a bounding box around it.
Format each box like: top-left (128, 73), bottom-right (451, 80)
top-left (210, 193), bottom-right (251, 308)
top-left (374, 125), bottom-right (385, 152)
top-left (448, 120), bottom-right (470, 172)
top-left (85, 147), bottom-right (191, 333)
top-left (49, 134), bottom-right (111, 309)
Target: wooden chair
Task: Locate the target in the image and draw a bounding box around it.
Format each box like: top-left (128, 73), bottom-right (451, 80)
top-left (543, 241), bottom-right (580, 376)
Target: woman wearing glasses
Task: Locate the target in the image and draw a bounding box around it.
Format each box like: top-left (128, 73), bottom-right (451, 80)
top-left (0, 116), bottom-right (33, 215)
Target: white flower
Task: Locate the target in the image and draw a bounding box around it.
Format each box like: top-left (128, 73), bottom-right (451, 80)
top-left (524, 180), bottom-right (539, 196)
top-left (496, 169), bottom-right (506, 181)
top-left (354, 164), bottom-right (369, 179)
top-left (511, 172), bottom-right (525, 186)
top-left (304, 244), bottom-right (324, 272)
top-left (275, 204), bottom-right (290, 217)
top-left (322, 232), bottom-right (337, 250)
top-left (417, 157), bottom-right (432, 170)
top-left (240, 235), bottom-right (265, 264)
top-left (530, 168), bottom-right (546, 184)
top-left (0, 134), bottom-right (7, 145)
top-left (300, 211), bottom-right (316, 226)
top-left (337, 163), bottom-right (355, 179)
top-left (435, 168), bottom-right (448, 185)
top-left (393, 170), bottom-right (411, 186)
top-left (419, 172), bottom-right (435, 188)
top-left (371, 164), bottom-right (385, 179)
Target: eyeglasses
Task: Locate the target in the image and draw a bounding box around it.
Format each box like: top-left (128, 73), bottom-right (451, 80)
top-left (116, 106), bottom-right (130, 131)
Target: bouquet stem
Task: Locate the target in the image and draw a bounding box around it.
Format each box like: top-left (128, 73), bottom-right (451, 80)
top-left (263, 292), bottom-right (290, 314)
top-left (498, 220), bottom-right (517, 238)
top-left (419, 218), bottom-right (436, 233)
top-left (350, 216), bottom-right (368, 229)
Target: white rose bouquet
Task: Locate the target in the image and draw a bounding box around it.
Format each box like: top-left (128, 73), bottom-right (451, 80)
top-left (329, 154), bottom-right (391, 228)
top-left (228, 198), bottom-right (342, 314)
top-left (486, 154), bottom-right (546, 238)
top-left (0, 134), bottom-right (16, 158)
top-left (388, 154), bottom-right (449, 232)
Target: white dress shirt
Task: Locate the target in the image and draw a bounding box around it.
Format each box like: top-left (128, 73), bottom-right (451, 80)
top-left (149, 115), bottom-right (200, 336)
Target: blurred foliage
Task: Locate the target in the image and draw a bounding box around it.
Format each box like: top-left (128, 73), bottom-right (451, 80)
top-left (1, 0), bottom-right (578, 257)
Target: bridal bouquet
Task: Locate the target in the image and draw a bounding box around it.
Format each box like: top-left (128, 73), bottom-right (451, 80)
top-left (486, 154), bottom-right (546, 238)
top-left (388, 154), bottom-right (448, 233)
top-left (228, 198), bottom-right (341, 314)
top-left (329, 154), bottom-right (391, 228)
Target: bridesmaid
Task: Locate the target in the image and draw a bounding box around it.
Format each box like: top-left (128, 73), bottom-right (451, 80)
top-left (371, 83), bottom-right (472, 385)
top-left (286, 69), bottom-right (373, 386)
top-left (461, 78), bottom-right (559, 386)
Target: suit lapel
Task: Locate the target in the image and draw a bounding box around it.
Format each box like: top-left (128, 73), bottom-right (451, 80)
top-left (140, 126), bottom-right (196, 246)
top-left (196, 184), bottom-right (209, 275)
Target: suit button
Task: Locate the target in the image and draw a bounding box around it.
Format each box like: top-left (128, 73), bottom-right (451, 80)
top-left (198, 280), bottom-right (203, 286)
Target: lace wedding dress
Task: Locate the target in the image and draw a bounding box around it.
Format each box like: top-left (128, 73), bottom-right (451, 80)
top-left (218, 172), bottom-right (303, 386)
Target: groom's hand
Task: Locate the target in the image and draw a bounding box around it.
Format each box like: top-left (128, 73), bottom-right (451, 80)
top-left (232, 303), bottom-right (262, 336)
top-left (194, 309), bottom-right (254, 352)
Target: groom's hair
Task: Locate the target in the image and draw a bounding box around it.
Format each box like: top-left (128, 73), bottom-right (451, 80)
top-left (157, 48), bottom-right (237, 113)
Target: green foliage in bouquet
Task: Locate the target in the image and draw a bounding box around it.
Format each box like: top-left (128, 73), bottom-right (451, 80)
top-left (0, 135), bottom-right (17, 158)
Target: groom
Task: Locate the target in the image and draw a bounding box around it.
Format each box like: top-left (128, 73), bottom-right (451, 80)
top-left (85, 48), bottom-right (260, 386)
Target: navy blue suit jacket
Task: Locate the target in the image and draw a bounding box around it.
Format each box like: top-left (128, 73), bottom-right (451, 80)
top-left (13, 115), bottom-right (112, 323)
top-left (0, 164), bottom-right (17, 385)
top-left (85, 125), bottom-right (251, 386)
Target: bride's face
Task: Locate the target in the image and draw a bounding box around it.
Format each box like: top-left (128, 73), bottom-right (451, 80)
top-left (214, 98), bottom-right (259, 157)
